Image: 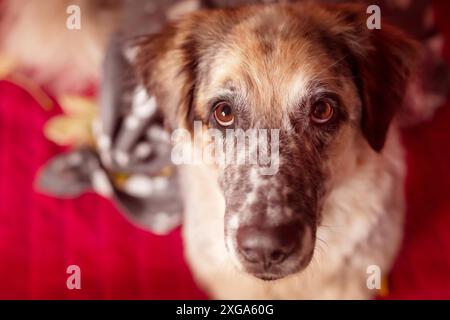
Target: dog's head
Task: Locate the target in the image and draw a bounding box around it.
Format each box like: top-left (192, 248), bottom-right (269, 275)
top-left (134, 3), bottom-right (418, 280)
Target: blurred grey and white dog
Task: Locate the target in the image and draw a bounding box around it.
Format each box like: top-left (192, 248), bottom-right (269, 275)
top-left (2, 0), bottom-right (448, 299)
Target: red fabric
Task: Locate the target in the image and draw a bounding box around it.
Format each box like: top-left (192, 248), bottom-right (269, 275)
top-left (385, 0), bottom-right (450, 299)
top-left (1, 1), bottom-right (450, 300)
top-left (0, 82), bottom-right (206, 299)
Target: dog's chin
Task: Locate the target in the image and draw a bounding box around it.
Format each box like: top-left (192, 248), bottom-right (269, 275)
top-left (248, 265), bottom-right (307, 282)
top-left (237, 252), bottom-right (314, 282)
top-left (253, 273), bottom-right (285, 281)
top-left (252, 272), bottom-right (292, 281)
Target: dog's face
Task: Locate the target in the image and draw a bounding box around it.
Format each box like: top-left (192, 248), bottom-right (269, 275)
top-left (135, 4), bottom-right (417, 280)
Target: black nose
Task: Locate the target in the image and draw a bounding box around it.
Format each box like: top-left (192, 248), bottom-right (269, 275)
top-left (236, 224), bottom-right (299, 267)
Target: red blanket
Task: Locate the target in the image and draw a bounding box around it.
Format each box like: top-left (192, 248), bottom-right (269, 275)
top-left (1, 1), bottom-right (450, 300)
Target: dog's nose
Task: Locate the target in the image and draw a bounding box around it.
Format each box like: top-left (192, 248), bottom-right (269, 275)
top-left (236, 224), bottom-right (299, 267)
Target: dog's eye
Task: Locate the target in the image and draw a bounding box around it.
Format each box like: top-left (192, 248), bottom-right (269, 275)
top-left (311, 100), bottom-right (334, 124)
top-left (214, 102), bottom-right (235, 127)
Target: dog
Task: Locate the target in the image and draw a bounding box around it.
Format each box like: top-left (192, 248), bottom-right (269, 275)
top-left (3, 1), bottom-right (419, 298)
top-left (132, 3), bottom-right (419, 299)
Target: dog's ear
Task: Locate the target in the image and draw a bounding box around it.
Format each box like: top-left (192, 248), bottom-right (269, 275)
top-left (129, 14), bottom-right (207, 132)
top-left (327, 4), bottom-right (420, 152)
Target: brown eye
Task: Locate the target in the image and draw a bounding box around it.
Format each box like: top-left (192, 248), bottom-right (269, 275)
top-left (311, 100), bottom-right (334, 124)
top-left (214, 102), bottom-right (235, 127)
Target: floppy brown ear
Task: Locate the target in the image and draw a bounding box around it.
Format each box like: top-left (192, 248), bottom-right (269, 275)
top-left (131, 15), bottom-right (202, 132)
top-left (329, 4), bottom-right (420, 152)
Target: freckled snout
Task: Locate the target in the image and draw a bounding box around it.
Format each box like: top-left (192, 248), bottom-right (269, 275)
top-left (222, 153), bottom-right (320, 280)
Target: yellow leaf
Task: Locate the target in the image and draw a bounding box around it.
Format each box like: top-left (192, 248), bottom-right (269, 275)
top-left (0, 55), bottom-right (17, 79)
top-left (44, 116), bottom-right (94, 146)
top-left (58, 95), bottom-right (98, 118)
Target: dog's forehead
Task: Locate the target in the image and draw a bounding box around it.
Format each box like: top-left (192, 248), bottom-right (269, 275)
top-left (196, 9), bottom-right (347, 121)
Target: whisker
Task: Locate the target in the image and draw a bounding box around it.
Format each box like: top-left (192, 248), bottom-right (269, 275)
top-left (313, 54), bottom-right (350, 79)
